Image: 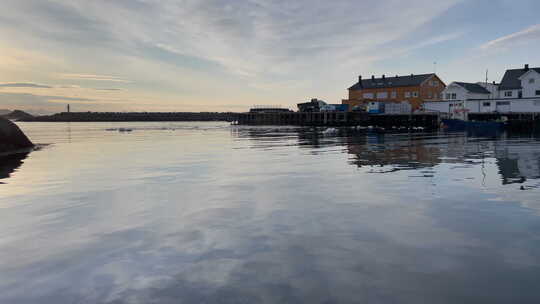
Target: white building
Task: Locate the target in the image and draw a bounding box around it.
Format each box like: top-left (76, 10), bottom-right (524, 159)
top-left (423, 64), bottom-right (540, 115)
top-left (442, 82), bottom-right (493, 101)
top-left (499, 64), bottom-right (540, 99)
top-left (518, 68), bottom-right (540, 98)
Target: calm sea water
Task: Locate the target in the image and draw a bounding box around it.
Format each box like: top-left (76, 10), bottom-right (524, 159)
top-left (1, 122), bottom-right (540, 303)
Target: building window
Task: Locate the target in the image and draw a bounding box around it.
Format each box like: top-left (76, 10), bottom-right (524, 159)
top-left (536, 90), bottom-right (540, 96)
top-left (504, 91), bottom-right (513, 97)
top-left (363, 93), bottom-right (374, 99)
top-left (432, 81), bottom-right (438, 87)
top-left (376, 92), bottom-right (388, 99)
top-left (530, 78), bottom-right (535, 84)
top-left (412, 91), bottom-right (419, 97)
top-left (496, 101), bottom-right (510, 105)
top-left (405, 92), bottom-right (411, 98)
top-left (391, 91), bottom-right (397, 98)
top-left (483, 102), bottom-right (491, 107)
top-left (428, 92), bottom-right (433, 98)
top-left (451, 93), bottom-right (457, 99)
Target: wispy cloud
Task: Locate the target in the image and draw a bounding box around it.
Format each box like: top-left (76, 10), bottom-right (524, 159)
top-left (93, 88), bottom-right (123, 91)
top-left (0, 0), bottom-right (464, 111)
top-left (0, 92), bottom-right (95, 112)
top-left (0, 82), bottom-right (52, 88)
top-left (58, 74), bottom-right (130, 83)
top-left (480, 24), bottom-right (540, 50)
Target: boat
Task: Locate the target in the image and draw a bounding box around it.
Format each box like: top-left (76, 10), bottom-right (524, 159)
top-left (440, 101), bottom-right (506, 132)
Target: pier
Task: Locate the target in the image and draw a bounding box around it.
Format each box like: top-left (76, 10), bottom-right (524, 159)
top-left (469, 112), bottom-right (540, 132)
top-left (237, 112), bottom-right (442, 129)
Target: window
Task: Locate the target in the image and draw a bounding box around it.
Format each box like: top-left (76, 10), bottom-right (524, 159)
top-left (451, 93), bottom-right (457, 99)
top-left (496, 101), bottom-right (510, 105)
top-left (529, 78), bottom-right (535, 84)
top-left (536, 90), bottom-right (540, 96)
top-left (363, 93), bottom-right (374, 99)
top-left (432, 81), bottom-right (438, 87)
top-left (504, 91), bottom-right (513, 97)
top-left (391, 91), bottom-right (397, 98)
top-left (376, 92), bottom-right (388, 99)
top-left (483, 102), bottom-right (491, 107)
top-left (445, 93), bottom-right (451, 99)
top-left (405, 92), bottom-right (411, 98)
top-left (412, 91), bottom-right (419, 97)
top-left (428, 92), bottom-right (433, 98)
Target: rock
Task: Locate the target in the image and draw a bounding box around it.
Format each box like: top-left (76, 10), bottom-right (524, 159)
top-left (0, 117), bottom-right (34, 154)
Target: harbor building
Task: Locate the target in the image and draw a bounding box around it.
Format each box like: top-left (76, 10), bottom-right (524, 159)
top-left (442, 82), bottom-right (494, 101)
top-left (342, 73), bottom-right (446, 111)
top-left (424, 64), bottom-right (540, 115)
top-left (499, 64), bottom-right (540, 99)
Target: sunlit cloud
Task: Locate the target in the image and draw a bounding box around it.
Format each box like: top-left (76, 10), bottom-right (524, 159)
top-left (58, 74), bottom-right (131, 83)
top-left (480, 24), bottom-right (540, 50)
top-left (1, 0), bottom-right (539, 111)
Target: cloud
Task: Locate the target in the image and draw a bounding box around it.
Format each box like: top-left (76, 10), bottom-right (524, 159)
top-left (480, 24), bottom-right (540, 50)
top-left (0, 83), bottom-right (52, 88)
top-left (93, 88), bottom-right (123, 91)
top-left (0, 92), bottom-right (94, 106)
top-left (0, 0), bottom-right (462, 110)
top-left (58, 74), bottom-right (130, 83)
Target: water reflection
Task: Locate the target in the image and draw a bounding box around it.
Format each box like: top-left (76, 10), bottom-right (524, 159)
top-left (234, 126), bottom-right (540, 185)
top-left (0, 152), bottom-right (29, 183)
top-left (1, 123), bottom-right (540, 304)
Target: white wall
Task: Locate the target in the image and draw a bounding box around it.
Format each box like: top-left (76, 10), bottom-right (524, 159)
top-left (478, 82), bottom-right (499, 98)
top-left (442, 83), bottom-right (467, 100)
top-left (442, 82), bottom-right (490, 101)
top-left (500, 89), bottom-right (520, 99)
top-left (520, 70), bottom-right (540, 98)
top-left (423, 98), bottom-right (540, 114)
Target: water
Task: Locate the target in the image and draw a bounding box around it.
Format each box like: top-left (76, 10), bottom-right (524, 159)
top-left (1, 122), bottom-right (540, 303)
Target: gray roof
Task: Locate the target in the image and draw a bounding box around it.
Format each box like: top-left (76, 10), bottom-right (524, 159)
top-left (499, 67), bottom-right (540, 90)
top-left (454, 82), bottom-right (491, 94)
top-left (348, 73), bottom-right (436, 90)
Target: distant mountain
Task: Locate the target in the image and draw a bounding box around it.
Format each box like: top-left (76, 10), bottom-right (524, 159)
top-left (1, 110), bottom-right (34, 121)
top-left (0, 109), bottom-right (11, 116)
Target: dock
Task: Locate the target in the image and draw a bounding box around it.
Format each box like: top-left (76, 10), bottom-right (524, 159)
top-left (237, 112), bottom-right (442, 129)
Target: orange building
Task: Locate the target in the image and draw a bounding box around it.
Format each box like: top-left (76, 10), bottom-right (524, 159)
top-left (342, 73), bottom-right (446, 110)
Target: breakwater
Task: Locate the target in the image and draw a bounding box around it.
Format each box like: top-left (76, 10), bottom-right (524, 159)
top-left (21, 112), bottom-right (238, 122)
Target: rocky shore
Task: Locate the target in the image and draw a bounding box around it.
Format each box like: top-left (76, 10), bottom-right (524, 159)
top-left (0, 117), bottom-right (34, 154)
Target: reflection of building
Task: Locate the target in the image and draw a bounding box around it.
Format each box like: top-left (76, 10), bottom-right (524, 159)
top-left (494, 143), bottom-right (540, 184)
top-left (346, 134), bottom-right (442, 172)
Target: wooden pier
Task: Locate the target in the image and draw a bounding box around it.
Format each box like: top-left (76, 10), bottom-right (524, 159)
top-left (469, 112), bottom-right (540, 132)
top-left (237, 112), bottom-right (442, 129)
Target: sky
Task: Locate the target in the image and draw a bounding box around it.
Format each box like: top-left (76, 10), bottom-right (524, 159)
top-left (1, 0), bottom-right (540, 114)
